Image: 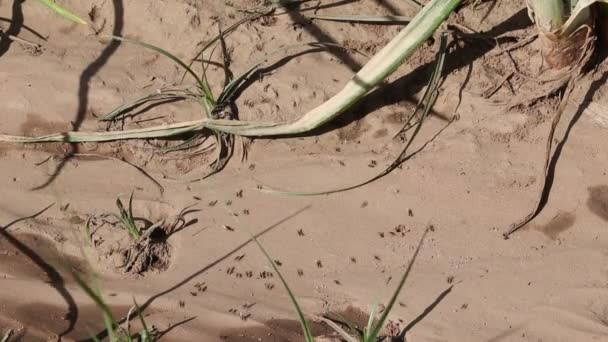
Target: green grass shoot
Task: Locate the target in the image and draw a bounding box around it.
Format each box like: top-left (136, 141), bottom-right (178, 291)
top-left (37, 0), bottom-right (88, 25)
top-left (113, 192), bottom-right (141, 240)
top-left (251, 226), bottom-right (431, 341)
top-left (250, 233), bottom-right (315, 341)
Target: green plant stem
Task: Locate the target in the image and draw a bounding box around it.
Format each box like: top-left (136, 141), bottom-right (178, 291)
top-left (528, 0), bottom-right (566, 32)
top-left (1, 0), bottom-right (460, 142)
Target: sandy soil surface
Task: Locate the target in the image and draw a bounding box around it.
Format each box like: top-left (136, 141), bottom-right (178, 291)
top-left (1, 0), bottom-right (608, 341)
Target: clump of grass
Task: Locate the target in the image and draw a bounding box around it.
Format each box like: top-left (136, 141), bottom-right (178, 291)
top-left (88, 194), bottom-right (199, 274)
top-left (251, 227), bottom-right (431, 341)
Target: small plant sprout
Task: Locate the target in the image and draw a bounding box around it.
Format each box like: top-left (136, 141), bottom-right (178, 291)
top-left (251, 227), bottom-right (431, 341)
top-left (113, 192), bottom-right (141, 240)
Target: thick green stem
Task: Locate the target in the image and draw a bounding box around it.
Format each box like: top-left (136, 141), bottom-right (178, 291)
top-left (0, 0), bottom-right (461, 142)
top-left (527, 0), bottom-right (595, 69)
top-left (528, 0), bottom-right (566, 32)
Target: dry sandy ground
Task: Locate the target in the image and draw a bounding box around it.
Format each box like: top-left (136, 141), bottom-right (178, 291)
top-left (1, 0), bottom-right (608, 341)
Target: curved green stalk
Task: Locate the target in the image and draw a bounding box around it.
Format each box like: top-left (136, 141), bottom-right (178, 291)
top-left (1, 0), bottom-right (460, 143)
top-left (204, 0), bottom-right (460, 136)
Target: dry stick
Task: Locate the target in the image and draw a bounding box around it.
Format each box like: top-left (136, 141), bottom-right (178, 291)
top-left (482, 71), bottom-right (514, 98)
top-left (503, 27), bottom-right (595, 238)
top-left (0, 23), bottom-right (42, 49)
top-left (0, 32), bottom-right (42, 49)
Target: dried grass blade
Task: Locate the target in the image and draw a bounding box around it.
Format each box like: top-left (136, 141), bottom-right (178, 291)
top-left (308, 14), bottom-right (411, 23)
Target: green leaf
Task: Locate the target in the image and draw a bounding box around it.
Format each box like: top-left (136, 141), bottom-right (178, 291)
top-left (216, 64), bottom-right (260, 105)
top-left (366, 227), bottom-right (430, 340)
top-left (134, 299), bottom-right (153, 342)
top-left (70, 271), bottom-right (118, 341)
top-left (37, 0), bottom-right (87, 25)
top-left (251, 234), bottom-right (315, 342)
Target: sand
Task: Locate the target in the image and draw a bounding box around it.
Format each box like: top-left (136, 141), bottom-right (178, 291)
top-left (1, 0), bottom-right (608, 341)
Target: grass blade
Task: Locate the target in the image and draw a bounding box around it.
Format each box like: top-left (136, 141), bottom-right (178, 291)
top-left (251, 234), bottom-right (315, 342)
top-left (216, 64), bottom-right (260, 105)
top-left (37, 0), bottom-right (87, 25)
top-left (134, 299), bottom-right (152, 342)
top-left (182, 9), bottom-right (269, 84)
top-left (101, 87), bottom-right (199, 122)
top-left (70, 270), bottom-right (118, 342)
top-left (366, 227), bottom-right (430, 340)
top-left (127, 191), bottom-right (135, 225)
top-left (365, 303), bottom-right (377, 337)
top-left (0, 120), bottom-right (208, 143)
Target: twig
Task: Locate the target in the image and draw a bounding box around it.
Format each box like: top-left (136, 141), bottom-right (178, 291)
top-left (488, 33), bottom-right (538, 57)
top-left (482, 71), bottom-right (514, 98)
top-left (0, 25), bottom-right (43, 49)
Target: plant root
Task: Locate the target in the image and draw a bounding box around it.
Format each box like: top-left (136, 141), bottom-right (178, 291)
top-left (503, 28), bottom-right (597, 238)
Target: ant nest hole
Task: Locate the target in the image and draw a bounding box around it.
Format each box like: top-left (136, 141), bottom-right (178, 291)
top-left (87, 216), bottom-right (173, 275)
